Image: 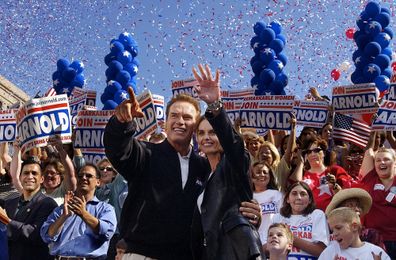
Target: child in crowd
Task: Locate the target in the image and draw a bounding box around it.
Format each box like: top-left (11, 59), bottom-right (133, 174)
top-left (115, 238), bottom-right (127, 260)
top-left (251, 162), bottom-right (283, 245)
top-left (265, 181), bottom-right (329, 258)
top-left (319, 207), bottom-right (390, 260)
top-left (266, 223), bottom-right (293, 260)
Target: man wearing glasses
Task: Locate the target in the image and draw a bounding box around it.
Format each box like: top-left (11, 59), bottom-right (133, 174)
top-left (41, 163), bottom-right (117, 260)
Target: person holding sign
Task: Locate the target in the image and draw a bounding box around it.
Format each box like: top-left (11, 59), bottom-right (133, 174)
top-left (190, 66), bottom-right (264, 259)
top-left (359, 147), bottom-right (396, 258)
top-left (103, 64), bottom-right (261, 260)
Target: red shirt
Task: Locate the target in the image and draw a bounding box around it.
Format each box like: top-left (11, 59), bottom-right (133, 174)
top-left (359, 170), bottom-right (396, 241)
top-left (303, 165), bottom-right (352, 212)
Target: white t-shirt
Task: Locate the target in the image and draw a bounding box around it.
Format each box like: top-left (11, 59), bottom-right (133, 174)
top-left (253, 189), bottom-right (283, 244)
top-left (319, 241), bottom-right (390, 260)
top-left (267, 209), bottom-right (330, 259)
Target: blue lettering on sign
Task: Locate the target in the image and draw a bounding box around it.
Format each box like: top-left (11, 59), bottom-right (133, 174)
top-left (83, 153), bottom-right (105, 165)
top-left (154, 104), bottom-right (164, 121)
top-left (17, 109), bottom-right (70, 143)
top-left (332, 93), bottom-right (376, 110)
top-left (74, 129), bottom-right (104, 148)
top-left (240, 110), bottom-right (291, 130)
top-left (0, 124), bottom-right (16, 141)
top-left (260, 202), bottom-right (277, 214)
top-left (172, 87), bottom-right (198, 98)
top-left (134, 106), bottom-right (156, 136)
top-left (384, 84), bottom-right (396, 101)
top-left (295, 108), bottom-right (327, 123)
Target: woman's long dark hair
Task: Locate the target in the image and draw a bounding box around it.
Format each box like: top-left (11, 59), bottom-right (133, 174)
top-left (280, 181), bottom-right (316, 218)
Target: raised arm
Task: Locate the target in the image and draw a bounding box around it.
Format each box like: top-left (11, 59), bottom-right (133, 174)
top-left (10, 141), bottom-right (23, 193)
top-left (284, 113), bottom-right (297, 166)
top-left (386, 131), bottom-right (396, 149)
top-left (51, 137), bottom-right (77, 192)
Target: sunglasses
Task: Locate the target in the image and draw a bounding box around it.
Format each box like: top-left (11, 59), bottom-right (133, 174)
top-left (77, 173), bottom-right (97, 179)
top-left (303, 147), bottom-right (322, 156)
top-left (99, 166), bottom-right (113, 171)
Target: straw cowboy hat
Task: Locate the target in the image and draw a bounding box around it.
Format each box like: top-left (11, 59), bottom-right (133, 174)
top-left (325, 188), bottom-right (372, 216)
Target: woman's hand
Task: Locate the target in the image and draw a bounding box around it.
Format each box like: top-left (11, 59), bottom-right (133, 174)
top-left (192, 64), bottom-right (221, 104)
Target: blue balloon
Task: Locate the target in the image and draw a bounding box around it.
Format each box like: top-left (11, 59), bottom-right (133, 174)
top-left (363, 63), bottom-right (381, 82)
top-left (251, 60), bottom-right (265, 75)
top-left (260, 48), bottom-right (275, 65)
top-left (250, 36), bottom-right (261, 49)
top-left (104, 53), bottom-right (116, 66)
top-left (114, 90), bottom-right (129, 104)
top-left (71, 74), bottom-right (85, 87)
top-left (268, 59), bottom-right (284, 75)
top-left (260, 28), bottom-right (276, 44)
top-left (251, 76), bottom-right (260, 88)
top-left (253, 21), bottom-right (267, 36)
top-left (259, 69), bottom-right (276, 85)
top-left (269, 39), bottom-right (284, 54)
top-left (352, 49), bottom-right (363, 62)
top-left (101, 91), bottom-right (113, 104)
top-left (276, 34), bottom-right (286, 45)
top-left (353, 30), bottom-right (363, 42)
top-left (269, 21), bottom-right (282, 35)
top-left (52, 71), bottom-right (61, 81)
top-left (365, 2), bottom-right (381, 18)
top-left (351, 70), bottom-right (364, 84)
top-left (118, 32), bottom-right (133, 48)
top-left (57, 59), bottom-right (70, 72)
top-left (381, 7), bottom-right (391, 15)
top-left (106, 80), bottom-right (122, 95)
top-left (355, 34), bottom-right (371, 50)
top-left (384, 27), bottom-right (394, 39)
top-left (62, 68), bottom-right (77, 83)
top-left (110, 40), bottom-right (125, 55)
top-left (117, 50), bottom-right (132, 66)
top-left (381, 68), bottom-right (392, 78)
top-left (103, 100), bottom-right (118, 110)
top-left (127, 45), bottom-right (139, 57)
top-left (116, 70), bottom-right (131, 87)
top-left (69, 60), bottom-right (84, 74)
top-left (126, 81), bottom-right (137, 93)
top-left (250, 55), bottom-right (261, 66)
top-left (109, 60), bottom-right (123, 73)
top-left (374, 12), bottom-right (390, 28)
top-left (364, 41), bottom-right (381, 57)
top-left (374, 33), bottom-right (391, 49)
top-left (373, 54), bottom-right (390, 70)
top-left (270, 81), bottom-right (285, 95)
top-left (124, 63), bottom-right (138, 77)
top-left (364, 21), bottom-right (382, 37)
top-left (105, 68), bottom-right (117, 81)
top-left (356, 18), bottom-right (368, 31)
top-left (275, 72), bottom-right (288, 87)
top-left (131, 57), bottom-right (140, 67)
top-left (374, 75), bottom-right (390, 92)
top-left (277, 52), bottom-right (288, 66)
top-left (381, 47), bottom-right (393, 59)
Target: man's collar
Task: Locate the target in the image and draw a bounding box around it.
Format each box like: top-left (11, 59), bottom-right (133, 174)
top-left (178, 146), bottom-right (192, 159)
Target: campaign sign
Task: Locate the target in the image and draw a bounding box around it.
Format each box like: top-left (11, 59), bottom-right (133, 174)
top-left (0, 109), bottom-right (18, 143)
top-left (293, 100), bottom-right (328, 128)
top-left (16, 95), bottom-right (71, 153)
top-left (332, 84), bottom-right (377, 114)
top-left (171, 78), bottom-right (199, 98)
top-left (221, 88), bottom-right (255, 124)
top-left (384, 83), bottom-right (396, 101)
top-left (152, 94), bottom-right (165, 129)
top-left (134, 90), bottom-right (158, 140)
top-left (240, 95), bottom-right (295, 130)
top-left (69, 94), bottom-right (87, 126)
top-left (372, 100), bottom-right (396, 131)
top-left (73, 109), bottom-right (114, 163)
top-left (70, 87), bottom-right (97, 107)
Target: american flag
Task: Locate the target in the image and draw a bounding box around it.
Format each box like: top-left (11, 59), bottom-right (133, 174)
top-left (44, 87), bottom-right (57, 97)
top-left (333, 113), bottom-right (371, 148)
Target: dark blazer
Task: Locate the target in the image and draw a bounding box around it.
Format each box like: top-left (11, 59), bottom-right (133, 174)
top-left (104, 117), bottom-right (210, 259)
top-left (191, 109), bottom-right (264, 260)
top-left (5, 191), bottom-right (57, 260)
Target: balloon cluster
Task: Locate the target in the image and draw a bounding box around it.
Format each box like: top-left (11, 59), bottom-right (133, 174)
top-left (101, 32), bottom-right (139, 110)
top-left (350, 2), bottom-right (393, 94)
top-left (52, 59), bottom-right (85, 96)
top-left (249, 21), bottom-right (288, 95)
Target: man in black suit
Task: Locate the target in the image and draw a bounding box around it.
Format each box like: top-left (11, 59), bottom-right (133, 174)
top-left (104, 64), bottom-right (261, 260)
top-left (0, 157), bottom-right (57, 260)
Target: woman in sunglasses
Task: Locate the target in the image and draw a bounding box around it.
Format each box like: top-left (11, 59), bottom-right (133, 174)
top-left (97, 158), bottom-right (117, 187)
top-left (292, 136), bottom-right (352, 212)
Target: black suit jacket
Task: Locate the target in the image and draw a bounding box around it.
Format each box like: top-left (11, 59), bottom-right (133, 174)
top-left (104, 117), bottom-right (210, 259)
top-left (5, 191), bottom-right (57, 260)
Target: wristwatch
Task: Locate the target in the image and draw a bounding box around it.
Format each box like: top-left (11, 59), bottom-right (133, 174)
top-left (206, 100), bottom-right (223, 114)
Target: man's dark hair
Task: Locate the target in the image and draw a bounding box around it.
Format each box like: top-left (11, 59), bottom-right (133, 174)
top-left (79, 162), bottom-right (100, 179)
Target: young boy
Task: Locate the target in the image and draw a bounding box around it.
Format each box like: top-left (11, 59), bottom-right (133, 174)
top-left (115, 238), bottom-right (127, 260)
top-left (266, 223), bottom-right (293, 260)
top-left (319, 207), bottom-right (390, 260)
